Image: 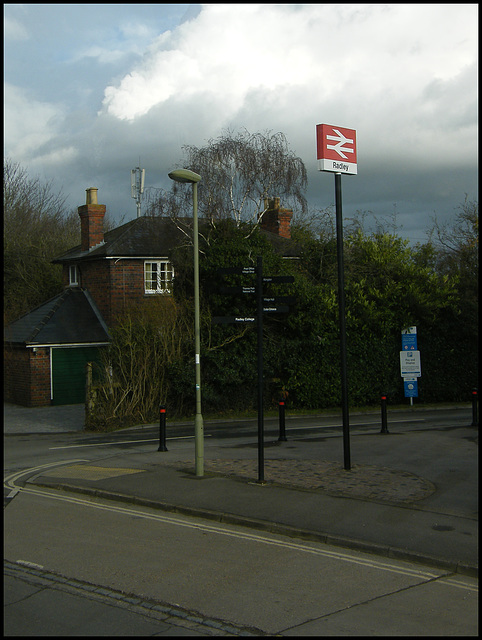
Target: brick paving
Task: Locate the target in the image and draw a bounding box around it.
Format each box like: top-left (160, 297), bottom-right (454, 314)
top-left (168, 458), bottom-right (435, 504)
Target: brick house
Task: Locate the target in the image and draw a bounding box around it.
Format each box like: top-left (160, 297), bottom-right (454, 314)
top-left (4, 188), bottom-right (296, 406)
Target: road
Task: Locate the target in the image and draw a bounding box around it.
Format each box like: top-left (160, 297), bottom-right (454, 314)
top-left (4, 408), bottom-right (478, 635)
top-left (3, 406), bottom-right (474, 471)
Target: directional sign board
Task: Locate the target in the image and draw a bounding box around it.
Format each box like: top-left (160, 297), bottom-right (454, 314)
top-left (316, 124), bottom-right (357, 175)
top-left (262, 275), bottom-right (294, 284)
top-left (400, 351), bottom-right (421, 377)
top-left (217, 266), bottom-right (256, 275)
top-left (263, 305), bottom-right (289, 313)
top-left (262, 296), bottom-right (296, 305)
top-left (214, 265), bottom-right (293, 325)
top-left (212, 316), bottom-right (256, 324)
top-left (217, 267), bottom-right (294, 285)
top-left (220, 286), bottom-right (256, 295)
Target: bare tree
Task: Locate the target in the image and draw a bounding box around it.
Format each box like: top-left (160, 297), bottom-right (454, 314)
top-left (430, 196), bottom-right (478, 269)
top-left (3, 159), bottom-right (79, 322)
top-left (86, 297), bottom-right (194, 428)
top-left (146, 129), bottom-right (307, 229)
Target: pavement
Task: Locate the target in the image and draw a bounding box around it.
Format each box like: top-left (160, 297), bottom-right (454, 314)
top-left (4, 402), bottom-right (86, 434)
top-left (4, 403), bottom-right (478, 577)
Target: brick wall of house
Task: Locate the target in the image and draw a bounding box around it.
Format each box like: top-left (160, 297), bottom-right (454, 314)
top-left (109, 260), bottom-right (145, 322)
top-left (78, 260), bottom-right (112, 324)
top-left (29, 348), bottom-right (51, 406)
top-left (4, 346), bottom-right (51, 406)
top-left (64, 259), bottom-right (148, 325)
top-left (4, 346), bottom-right (30, 405)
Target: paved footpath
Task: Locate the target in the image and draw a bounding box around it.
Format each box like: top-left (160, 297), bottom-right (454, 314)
top-left (21, 407), bottom-right (478, 576)
top-left (4, 402), bottom-right (85, 434)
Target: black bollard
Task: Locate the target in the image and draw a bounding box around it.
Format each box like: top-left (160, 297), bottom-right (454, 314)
top-left (158, 405), bottom-right (168, 451)
top-left (278, 400), bottom-right (287, 442)
top-left (380, 394), bottom-right (389, 434)
top-left (471, 388), bottom-right (478, 427)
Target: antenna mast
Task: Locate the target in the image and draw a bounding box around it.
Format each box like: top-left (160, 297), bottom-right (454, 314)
top-left (131, 165), bottom-right (145, 218)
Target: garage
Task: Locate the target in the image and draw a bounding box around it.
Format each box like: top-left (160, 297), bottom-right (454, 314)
top-left (4, 288), bottom-right (110, 407)
top-left (51, 346), bottom-right (103, 405)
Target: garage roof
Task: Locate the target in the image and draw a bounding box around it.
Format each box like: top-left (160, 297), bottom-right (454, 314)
top-left (4, 288), bottom-right (110, 346)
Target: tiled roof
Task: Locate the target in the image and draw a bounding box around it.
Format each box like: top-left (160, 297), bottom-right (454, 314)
top-left (53, 216), bottom-right (300, 263)
top-left (53, 216), bottom-right (195, 263)
top-left (4, 288), bottom-right (110, 345)
top-left (259, 228), bottom-right (300, 257)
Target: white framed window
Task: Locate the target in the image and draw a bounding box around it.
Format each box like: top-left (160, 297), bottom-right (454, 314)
top-left (144, 260), bottom-right (174, 294)
top-left (69, 264), bottom-right (79, 286)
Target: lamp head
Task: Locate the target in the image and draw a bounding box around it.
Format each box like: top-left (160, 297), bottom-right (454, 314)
top-left (168, 169), bottom-right (201, 184)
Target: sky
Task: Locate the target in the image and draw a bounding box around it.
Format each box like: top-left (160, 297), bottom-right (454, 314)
top-left (4, 3), bottom-right (478, 244)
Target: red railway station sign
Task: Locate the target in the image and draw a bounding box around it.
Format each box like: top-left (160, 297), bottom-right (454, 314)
top-left (316, 124), bottom-right (357, 175)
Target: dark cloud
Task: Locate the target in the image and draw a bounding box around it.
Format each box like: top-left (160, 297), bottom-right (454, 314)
top-left (4, 4), bottom-right (478, 242)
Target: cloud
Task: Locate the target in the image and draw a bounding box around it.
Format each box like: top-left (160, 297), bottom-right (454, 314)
top-left (3, 15), bottom-right (29, 41)
top-left (4, 4), bottom-right (477, 241)
top-left (101, 5), bottom-right (319, 121)
top-left (102, 5), bottom-right (476, 116)
top-left (69, 21), bottom-right (160, 65)
top-left (99, 4), bottom-right (477, 170)
top-left (4, 85), bottom-right (63, 158)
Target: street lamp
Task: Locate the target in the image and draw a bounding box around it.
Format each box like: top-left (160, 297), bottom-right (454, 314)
top-left (168, 169), bottom-right (204, 477)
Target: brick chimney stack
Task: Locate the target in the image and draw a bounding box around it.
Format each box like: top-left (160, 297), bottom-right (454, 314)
top-left (259, 197), bottom-right (293, 239)
top-left (78, 188), bottom-right (106, 251)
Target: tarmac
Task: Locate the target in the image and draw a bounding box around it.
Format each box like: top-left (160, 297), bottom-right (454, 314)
top-left (4, 403), bottom-right (479, 577)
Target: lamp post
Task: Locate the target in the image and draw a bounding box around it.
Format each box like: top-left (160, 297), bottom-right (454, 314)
top-left (168, 168), bottom-right (203, 477)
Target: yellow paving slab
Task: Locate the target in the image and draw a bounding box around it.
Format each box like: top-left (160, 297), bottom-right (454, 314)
top-left (43, 465), bottom-right (145, 481)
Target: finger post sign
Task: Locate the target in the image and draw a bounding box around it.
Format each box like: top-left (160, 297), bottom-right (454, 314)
top-left (316, 124), bottom-right (357, 175)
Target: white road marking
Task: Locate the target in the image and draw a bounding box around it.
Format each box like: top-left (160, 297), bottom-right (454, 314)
top-left (16, 560), bottom-right (44, 570)
top-left (47, 419), bottom-right (426, 450)
top-left (49, 435), bottom-right (211, 450)
top-left (287, 419), bottom-right (425, 431)
top-left (4, 460), bottom-right (88, 491)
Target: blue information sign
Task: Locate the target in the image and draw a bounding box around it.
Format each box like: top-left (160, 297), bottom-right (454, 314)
top-left (401, 327), bottom-right (418, 350)
top-left (404, 379), bottom-right (419, 398)
top-left (401, 327), bottom-right (419, 400)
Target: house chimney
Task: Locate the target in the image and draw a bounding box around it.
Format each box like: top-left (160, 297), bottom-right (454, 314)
top-left (259, 197), bottom-right (293, 239)
top-left (78, 188), bottom-right (106, 251)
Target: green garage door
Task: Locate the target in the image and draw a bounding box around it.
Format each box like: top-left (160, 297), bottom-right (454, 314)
top-left (52, 347), bottom-right (102, 405)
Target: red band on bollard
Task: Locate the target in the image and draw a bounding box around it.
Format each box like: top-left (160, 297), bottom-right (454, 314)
top-left (160, 408), bottom-right (166, 413)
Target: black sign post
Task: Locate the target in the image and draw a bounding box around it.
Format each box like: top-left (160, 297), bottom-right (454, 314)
top-left (335, 173), bottom-right (351, 471)
top-left (256, 256), bottom-right (265, 483)
top-left (213, 259), bottom-right (294, 484)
